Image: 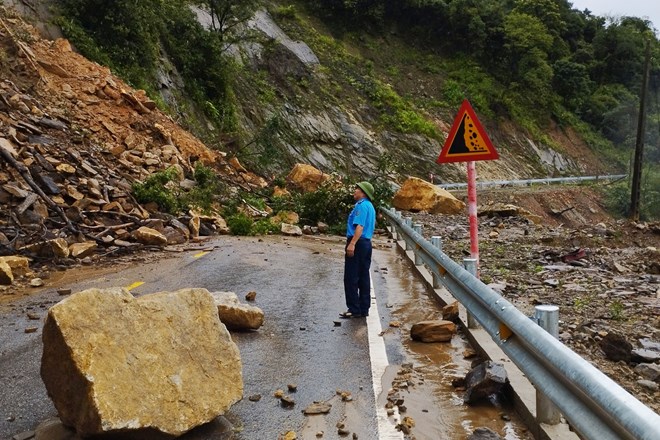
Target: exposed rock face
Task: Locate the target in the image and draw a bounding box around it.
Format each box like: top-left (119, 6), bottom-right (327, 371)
top-left (393, 177), bottom-right (465, 215)
top-left (41, 287), bottom-right (243, 438)
top-left (464, 361), bottom-right (510, 404)
top-left (210, 290), bottom-right (265, 331)
top-left (134, 226), bottom-right (168, 246)
top-left (410, 320), bottom-right (457, 343)
top-left (286, 163), bottom-right (332, 193)
top-left (281, 223), bottom-right (303, 236)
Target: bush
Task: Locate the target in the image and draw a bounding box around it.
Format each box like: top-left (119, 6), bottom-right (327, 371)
top-left (227, 213), bottom-right (254, 236)
top-left (132, 167), bottom-right (182, 214)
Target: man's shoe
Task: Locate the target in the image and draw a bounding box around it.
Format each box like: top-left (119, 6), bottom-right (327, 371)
top-left (339, 311), bottom-right (359, 319)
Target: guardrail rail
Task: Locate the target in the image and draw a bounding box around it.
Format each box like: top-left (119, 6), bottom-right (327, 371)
top-left (437, 174), bottom-right (627, 190)
top-left (383, 207), bottom-right (660, 440)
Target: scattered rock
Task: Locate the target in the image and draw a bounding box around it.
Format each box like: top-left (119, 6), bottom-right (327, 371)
top-left (637, 380), bottom-right (659, 392)
top-left (134, 226), bottom-right (168, 246)
top-left (281, 223), bottom-right (303, 236)
top-left (410, 320), bottom-right (457, 343)
top-left (280, 395), bottom-right (295, 407)
top-left (464, 361), bottom-right (510, 404)
top-left (0, 260), bottom-right (14, 285)
top-left (41, 287), bottom-right (243, 438)
top-left (442, 301), bottom-right (460, 322)
top-left (248, 394), bottom-right (262, 402)
top-left (396, 416), bottom-right (415, 435)
top-left (0, 256), bottom-right (31, 277)
top-left (468, 427), bottom-right (504, 440)
top-left (210, 290), bottom-right (265, 330)
top-left (56, 288), bottom-right (71, 296)
top-left (599, 332), bottom-right (632, 362)
top-left (274, 389), bottom-right (285, 398)
top-left (287, 383), bottom-right (298, 392)
top-left (24, 327), bottom-right (38, 333)
top-left (393, 177), bottom-right (465, 215)
top-left (280, 431), bottom-right (297, 440)
top-left (30, 278), bottom-right (44, 287)
top-left (631, 348), bottom-right (660, 363)
top-left (303, 402), bottom-right (332, 415)
top-left (68, 242), bottom-right (97, 259)
top-left (245, 291), bottom-right (257, 301)
top-left (634, 363), bottom-right (660, 382)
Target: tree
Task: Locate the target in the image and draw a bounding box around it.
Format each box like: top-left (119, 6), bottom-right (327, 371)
top-left (195, 0), bottom-right (260, 43)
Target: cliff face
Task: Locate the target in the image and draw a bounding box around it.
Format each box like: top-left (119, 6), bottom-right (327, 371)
top-left (220, 8), bottom-right (615, 182)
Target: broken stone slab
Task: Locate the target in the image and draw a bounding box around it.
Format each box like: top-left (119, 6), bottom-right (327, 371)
top-left (286, 163), bottom-right (333, 193)
top-left (464, 361), bottom-right (510, 405)
top-left (0, 256), bottom-right (31, 277)
top-left (0, 260), bottom-right (13, 285)
top-left (303, 402), bottom-right (332, 415)
top-left (134, 226), bottom-right (168, 246)
top-left (41, 287), bottom-right (242, 438)
top-left (68, 241), bottom-right (97, 259)
top-left (281, 223), bottom-right (303, 237)
top-left (634, 363), bottom-right (660, 382)
top-left (410, 320), bottom-right (456, 343)
top-left (210, 290), bottom-right (265, 331)
top-left (393, 177), bottom-right (465, 215)
top-left (631, 348), bottom-right (660, 363)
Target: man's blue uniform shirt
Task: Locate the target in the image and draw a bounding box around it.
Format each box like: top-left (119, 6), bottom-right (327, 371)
top-left (347, 198), bottom-right (376, 239)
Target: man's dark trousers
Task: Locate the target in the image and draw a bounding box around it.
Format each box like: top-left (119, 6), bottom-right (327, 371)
top-left (344, 238), bottom-right (373, 316)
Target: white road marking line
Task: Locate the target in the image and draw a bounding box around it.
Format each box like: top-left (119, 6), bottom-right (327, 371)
top-left (367, 273), bottom-right (404, 440)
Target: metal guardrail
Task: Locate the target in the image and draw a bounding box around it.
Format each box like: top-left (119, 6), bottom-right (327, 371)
top-left (383, 208), bottom-right (660, 440)
top-left (437, 174), bottom-right (627, 189)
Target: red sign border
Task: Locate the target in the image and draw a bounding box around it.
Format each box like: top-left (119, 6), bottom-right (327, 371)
top-left (437, 99), bottom-right (499, 163)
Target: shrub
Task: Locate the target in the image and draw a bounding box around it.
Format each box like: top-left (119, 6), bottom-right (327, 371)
top-left (132, 167), bottom-right (182, 214)
top-left (227, 213), bottom-right (254, 236)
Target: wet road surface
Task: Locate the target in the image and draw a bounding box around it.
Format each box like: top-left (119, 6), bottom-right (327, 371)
top-left (0, 235), bottom-right (531, 439)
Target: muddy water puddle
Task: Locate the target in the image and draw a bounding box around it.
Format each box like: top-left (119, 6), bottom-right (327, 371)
top-left (376, 248), bottom-right (532, 440)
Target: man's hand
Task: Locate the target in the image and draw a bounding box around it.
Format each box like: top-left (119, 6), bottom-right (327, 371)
top-left (346, 242), bottom-right (356, 257)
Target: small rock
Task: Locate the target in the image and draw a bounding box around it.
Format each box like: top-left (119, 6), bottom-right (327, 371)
top-left (337, 427), bottom-right (350, 437)
top-left (634, 364), bottom-right (660, 382)
top-left (316, 432), bottom-right (324, 438)
top-left (280, 395), bottom-right (295, 407)
top-left (303, 402), bottom-right (332, 415)
top-left (281, 223), bottom-right (303, 237)
top-left (333, 321), bottom-right (341, 327)
top-left (245, 291), bottom-right (257, 301)
top-left (631, 348), bottom-right (660, 363)
top-left (281, 431), bottom-right (296, 440)
top-left (389, 321), bottom-right (402, 328)
top-left (442, 301), bottom-right (460, 322)
top-left (637, 380), bottom-right (659, 392)
top-left (287, 383), bottom-right (297, 392)
top-left (57, 288), bottom-right (72, 296)
top-left (25, 327), bottom-right (38, 333)
top-left (30, 278), bottom-right (44, 287)
top-left (463, 348), bottom-right (478, 359)
top-left (544, 279), bottom-right (559, 287)
top-left (468, 427), bottom-right (504, 440)
top-left (248, 394), bottom-right (262, 402)
top-left (464, 361), bottom-right (509, 404)
top-left (274, 389), bottom-right (285, 398)
top-left (410, 320), bottom-right (457, 343)
top-left (27, 312), bottom-right (41, 320)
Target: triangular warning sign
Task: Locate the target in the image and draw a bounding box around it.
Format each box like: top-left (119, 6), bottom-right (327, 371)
top-left (437, 100), bottom-right (499, 163)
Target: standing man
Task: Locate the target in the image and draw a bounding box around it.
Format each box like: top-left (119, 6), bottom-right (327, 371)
top-left (340, 181), bottom-right (376, 319)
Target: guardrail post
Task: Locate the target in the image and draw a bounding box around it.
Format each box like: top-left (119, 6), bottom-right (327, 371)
top-left (463, 258), bottom-right (480, 329)
top-left (534, 305), bottom-right (561, 425)
top-left (389, 208), bottom-right (398, 240)
top-left (412, 223), bottom-right (423, 265)
top-left (403, 217), bottom-right (413, 250)
top-left (431, 236), bottom-right (442, 288)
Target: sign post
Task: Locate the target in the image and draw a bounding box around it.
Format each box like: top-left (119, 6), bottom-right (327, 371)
top-left (436, 99), bottom-right (499, 274)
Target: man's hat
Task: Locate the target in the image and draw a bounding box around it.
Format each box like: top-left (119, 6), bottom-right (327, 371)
top-left (356, 181), bottom-right (375, 201)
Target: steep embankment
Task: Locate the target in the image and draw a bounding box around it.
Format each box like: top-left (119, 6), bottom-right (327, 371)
top-left (221, 5), bottom-right (617, 181)
top-left (0, 7), bottom-right (264, 284)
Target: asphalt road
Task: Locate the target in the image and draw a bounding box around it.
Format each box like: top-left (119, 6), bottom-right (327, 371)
top-left (0, 235), bottom-right (530, 440)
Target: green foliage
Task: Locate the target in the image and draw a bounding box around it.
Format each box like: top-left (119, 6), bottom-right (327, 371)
top-left (227, 213), bottom-right (254, 236)
top-left (274, 4), bottom-right (298, 19)
top-left (609, 299), bottom-right (625, 321)
top-left (603, 169), bottom-right (660, 221)
top-left (252, 218), bottom-right (280, 235)
top-left (132, 164), bottom-right (223, 215)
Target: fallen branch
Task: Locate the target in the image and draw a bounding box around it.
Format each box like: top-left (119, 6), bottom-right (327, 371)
top-left (0, 140), bottom-right (79, 234)
top-left (81, 210), bottom-right (144, 225)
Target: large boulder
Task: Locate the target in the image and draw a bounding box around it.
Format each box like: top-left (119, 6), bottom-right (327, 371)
top-left (0, 260), bottom-right (13, 285)
top-left (286, 163), bottom-right (332, 193)
top-left (41, 287), bottom-right (243, 438)
top-left (410, 320), bottom-right (457, 343)
top-left (599, 332), bottom-right (632, 362)
top-left (393, 177), bottom-right (465, 214)
top-left (281, 223), bottom-right (303, 236)
top-left (210, 290), bottom-right (265, 331)
top-left (68, 242), bottom-right (97, 259)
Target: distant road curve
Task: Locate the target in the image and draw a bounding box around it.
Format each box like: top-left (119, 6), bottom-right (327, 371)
top-left (436, 174), bottom-right (627, 190)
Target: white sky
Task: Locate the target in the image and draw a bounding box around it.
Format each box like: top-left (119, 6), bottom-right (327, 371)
top-left (569, 0), bottom-right (659, 32)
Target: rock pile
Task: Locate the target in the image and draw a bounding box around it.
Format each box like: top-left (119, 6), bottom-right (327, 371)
top-left (0, 9), bottom-right (264, 286)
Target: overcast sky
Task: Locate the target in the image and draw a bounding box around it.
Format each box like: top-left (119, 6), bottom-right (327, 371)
top-left (569, 0), bottom-right (659, 32)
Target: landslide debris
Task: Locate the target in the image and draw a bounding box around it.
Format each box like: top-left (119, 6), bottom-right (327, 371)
top-left (409, 185), bottom-right (660, 413)
top-left (0, 7), bottom-right (266, 290)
